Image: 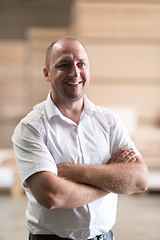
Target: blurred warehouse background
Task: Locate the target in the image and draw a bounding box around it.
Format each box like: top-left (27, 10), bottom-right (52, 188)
top-left (0, 0), bottom-right (160, 239)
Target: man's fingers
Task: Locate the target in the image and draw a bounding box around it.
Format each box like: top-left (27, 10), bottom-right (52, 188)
top-left (109, 147), bottom-right (136, 164)
top-left (117, 149), bottom-right (135, 163)
top-left (111, 147), bottom-right (127, 161)
top-left (119, 152), bottom-right (136, 163)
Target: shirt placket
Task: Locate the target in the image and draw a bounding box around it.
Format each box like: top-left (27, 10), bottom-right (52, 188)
top-left (77, 124), bottom-right (90, 165)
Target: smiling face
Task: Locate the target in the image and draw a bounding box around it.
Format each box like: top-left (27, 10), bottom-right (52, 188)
top-left (44, 39), bottom-right (90, 106)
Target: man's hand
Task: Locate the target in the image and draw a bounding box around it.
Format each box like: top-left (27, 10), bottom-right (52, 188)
top-left (108, 147), bottom-right (136, 164)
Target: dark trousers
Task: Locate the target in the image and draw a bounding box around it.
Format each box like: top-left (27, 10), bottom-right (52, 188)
top-left (29, 230), bottom-right (116, 240)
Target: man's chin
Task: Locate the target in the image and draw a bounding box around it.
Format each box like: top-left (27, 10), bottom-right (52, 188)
top-left (64, 93), bottom-right (84, 102)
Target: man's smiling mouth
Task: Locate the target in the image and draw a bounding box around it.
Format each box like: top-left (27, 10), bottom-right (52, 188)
top-left (65, 81), bottom-right (83, 86)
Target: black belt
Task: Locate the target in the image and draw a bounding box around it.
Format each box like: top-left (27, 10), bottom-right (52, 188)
top-left (29, 231), bottom-right (112, 240)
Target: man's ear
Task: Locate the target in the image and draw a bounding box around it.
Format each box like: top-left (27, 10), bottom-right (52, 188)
top-left (43, 67), bottom-right (50, 82)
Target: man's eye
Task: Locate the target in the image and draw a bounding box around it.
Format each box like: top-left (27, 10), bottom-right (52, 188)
top-left (59, 63), bottom-right (68, 68)
top-left (78, 62), bottom-right (85, 68)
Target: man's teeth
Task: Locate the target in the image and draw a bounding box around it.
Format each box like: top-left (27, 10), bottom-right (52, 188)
top-left (67, 81), bottom-right (82, 85)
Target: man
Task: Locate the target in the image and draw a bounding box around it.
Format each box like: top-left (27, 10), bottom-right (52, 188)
top-left (12, 37), bottom-right (148, 240)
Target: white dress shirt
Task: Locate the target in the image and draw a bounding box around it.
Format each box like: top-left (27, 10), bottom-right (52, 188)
top-left (12, 92), bottom-right (140, 240)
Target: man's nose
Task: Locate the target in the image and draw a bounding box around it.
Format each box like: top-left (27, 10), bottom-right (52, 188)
top-left (68, 64), bottom-right (80, 78)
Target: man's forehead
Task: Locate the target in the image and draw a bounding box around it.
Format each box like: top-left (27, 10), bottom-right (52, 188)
top-left (52, 39), bottom-right (86, 53)
top-left (51, 39), bottom-right (88, 60)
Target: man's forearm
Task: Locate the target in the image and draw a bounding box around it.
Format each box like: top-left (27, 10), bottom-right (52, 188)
top-left (26, 171), bottom-right (109, 210)
top-left (58, 156), bottom-right (148, 194)
top-left (52, 175), bottom-right (109, 208)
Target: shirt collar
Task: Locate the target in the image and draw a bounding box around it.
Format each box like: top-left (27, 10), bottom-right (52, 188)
top-left (83, 95), bottom-right (97, 116)
top-left (45, 91), bottom-right (96, 121)
top-left (45, 91), bottom-right (62, 120)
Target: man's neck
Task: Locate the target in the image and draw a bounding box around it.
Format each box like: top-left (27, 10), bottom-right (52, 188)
top-left (52, 95), bottom-right (84, 125)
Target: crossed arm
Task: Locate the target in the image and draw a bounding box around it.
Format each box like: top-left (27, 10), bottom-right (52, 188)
top-left (58, 148), bottom-right (148, 194)
top-left (26, 147), bottom-right (148, 210)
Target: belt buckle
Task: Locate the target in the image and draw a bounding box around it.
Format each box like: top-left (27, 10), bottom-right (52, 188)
top-left (97, 235), bottom-right (103, 240)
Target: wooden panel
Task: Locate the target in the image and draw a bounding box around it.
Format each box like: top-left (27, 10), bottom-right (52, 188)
top-left (26, 27), bottom-right (70, 44)
top-left (76, 1), bottom-right (160, 40)
top-left (0, 40), bottom-right (28, 119)
top-left (0, 41), bottom-right (24, 59)
top-left (86, 44), bottom-right (160, 79)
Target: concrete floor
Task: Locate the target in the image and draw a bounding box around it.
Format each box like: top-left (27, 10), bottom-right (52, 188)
top-left (113, 194), bottom-right (160, 240)
top-left (0, 193), bottom-right (159, 240)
